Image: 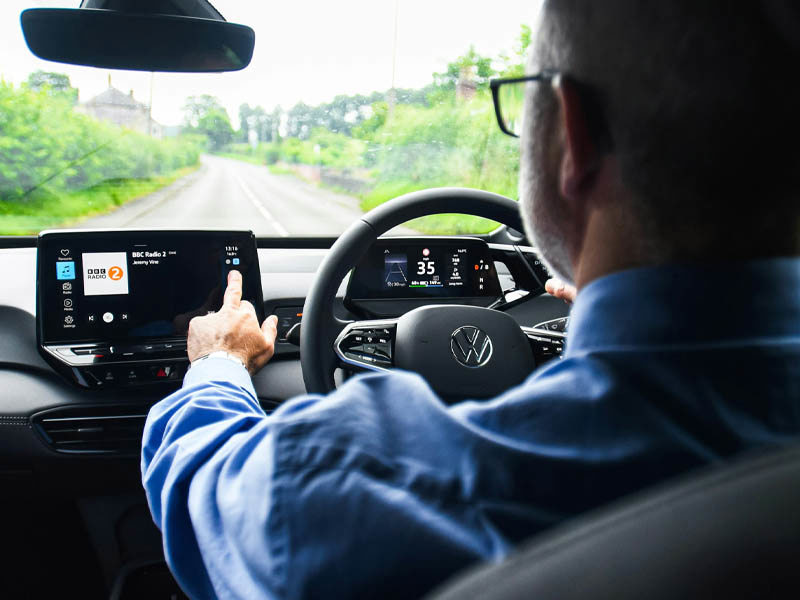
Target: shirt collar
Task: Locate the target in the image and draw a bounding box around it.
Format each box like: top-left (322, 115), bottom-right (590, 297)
top-left (565, 257), bottom-right (800, 353)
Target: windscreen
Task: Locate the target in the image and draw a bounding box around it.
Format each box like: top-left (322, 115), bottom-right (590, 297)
top-left (0, 0), bottom-right (536, 237)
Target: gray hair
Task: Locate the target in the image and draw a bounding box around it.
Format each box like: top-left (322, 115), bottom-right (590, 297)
top-left (536, 0), bottom-right (800, 256)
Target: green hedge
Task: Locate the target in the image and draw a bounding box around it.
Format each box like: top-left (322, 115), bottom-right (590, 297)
top-left (224, 128), bottom-right (366, 170)
top-left (0, 81), bottom-right (201, 204)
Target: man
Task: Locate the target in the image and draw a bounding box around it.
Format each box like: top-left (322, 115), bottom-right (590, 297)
top-left (142, 2), bottom-right (800, 598)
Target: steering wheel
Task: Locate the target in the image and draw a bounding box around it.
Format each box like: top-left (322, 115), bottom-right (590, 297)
top-left (300, 187), bottom-right (544, 398)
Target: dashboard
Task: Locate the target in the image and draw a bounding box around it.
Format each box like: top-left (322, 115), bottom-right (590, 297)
top-left (0, 228), bottom-right (569, 467)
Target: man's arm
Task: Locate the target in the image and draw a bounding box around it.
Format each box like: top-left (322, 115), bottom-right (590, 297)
top-left (142, 271), bottom-right (508, 598)
top-left (142, 359), bottom-right (518, 599)
top-left (141, 357), bottom-right (271, 598)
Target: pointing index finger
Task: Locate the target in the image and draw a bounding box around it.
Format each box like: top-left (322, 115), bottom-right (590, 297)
top-left (223, 270), bottom-right (243, 309)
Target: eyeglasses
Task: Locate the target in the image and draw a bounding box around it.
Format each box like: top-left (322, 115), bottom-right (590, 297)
top-left (490, 71), bottom-right (559, 138)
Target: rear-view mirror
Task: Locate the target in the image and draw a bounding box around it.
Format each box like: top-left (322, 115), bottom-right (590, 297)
top-left (21, 4), bottom-right (255, 73)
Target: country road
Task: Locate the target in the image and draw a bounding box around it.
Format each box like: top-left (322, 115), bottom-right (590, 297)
top-left (78, 155), bottom-right (393, 236)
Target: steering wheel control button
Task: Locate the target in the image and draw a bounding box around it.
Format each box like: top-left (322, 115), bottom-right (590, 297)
top-left (524, 330), bottom-right (567, 366)
top-left (102, 312), bottom-right (114, 323)
top-left (450, 326), bottom-right (493, 368)
top-left (335, 322), bottom-right (397, 371)
top-left (534, 317), bottom-right (570, 333)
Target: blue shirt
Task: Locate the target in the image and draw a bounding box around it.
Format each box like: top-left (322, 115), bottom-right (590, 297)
top-left (142, 258), bottom-right (800, 600)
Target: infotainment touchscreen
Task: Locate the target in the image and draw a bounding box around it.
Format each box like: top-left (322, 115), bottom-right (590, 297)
top-left (37, 230), bottom-right (264, 344)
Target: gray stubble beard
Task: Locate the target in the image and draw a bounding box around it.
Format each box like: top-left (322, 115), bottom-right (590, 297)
top-left (518, 108), bottom-right (576, 285)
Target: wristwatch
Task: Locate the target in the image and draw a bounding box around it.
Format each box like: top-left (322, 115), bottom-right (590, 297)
top-left (190, 350), bottom-right (246, 370)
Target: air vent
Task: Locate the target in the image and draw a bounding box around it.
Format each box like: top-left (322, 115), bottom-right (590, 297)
top-left (33, 406), bottom-right (148, 455)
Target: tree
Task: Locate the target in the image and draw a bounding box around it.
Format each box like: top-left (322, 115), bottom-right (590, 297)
top-left (239, 103), bottom-right (276, 144)
top-left (196, 110), bottom-right (234, 151)
top-left (238, 103), bottom-right (254, 143)
top-left (26, 70), bottom-right (78, 104)
top-left (433, 46), bottom-right (495, 91)
top-left (497, 25), bottom-right (532, 77)
top-left (183, 95), bottom-right (234, 151)
top-left (270, 106), bottom-right (283, 142)
top-left (286, 102), bottom-right (314, 140)
top-left (182, 95), bottom-right (227, 128)
top-left (351, 101), bottom-right (389, 140)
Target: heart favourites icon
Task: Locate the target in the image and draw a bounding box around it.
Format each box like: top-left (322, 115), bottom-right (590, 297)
top-left (60, 249), bottom-right (69, 256)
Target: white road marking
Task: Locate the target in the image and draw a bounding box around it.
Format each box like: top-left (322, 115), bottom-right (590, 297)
top-left (232, 172), bottom-right (290, 237)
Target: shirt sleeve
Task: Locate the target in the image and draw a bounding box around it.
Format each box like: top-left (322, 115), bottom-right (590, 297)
top-left (141, 361), bottom-right (510, 600)
top-left (142, 355), bottom-right (701, 600)
top-left (141, 357), bottom-right (270, 598)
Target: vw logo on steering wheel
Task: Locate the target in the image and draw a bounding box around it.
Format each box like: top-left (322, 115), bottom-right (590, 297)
top-left (450, 326), bottom-right (493, 368)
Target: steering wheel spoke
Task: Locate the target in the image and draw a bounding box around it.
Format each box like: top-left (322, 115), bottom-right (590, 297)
top-left (334, 319), bottom-right (397, 372)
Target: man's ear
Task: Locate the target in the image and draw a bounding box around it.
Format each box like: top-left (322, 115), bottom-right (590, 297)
top-left (553, 76), bottom-right (602, 201)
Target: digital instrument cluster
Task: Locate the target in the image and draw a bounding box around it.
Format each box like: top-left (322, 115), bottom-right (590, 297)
top-left (347, 238), bottom-right (502, 301)
top-left (37, 230), bottom-right (264, 389)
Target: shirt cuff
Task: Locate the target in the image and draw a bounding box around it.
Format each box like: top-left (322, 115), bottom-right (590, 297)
top-left (183, 357), bottom-right (254, 393)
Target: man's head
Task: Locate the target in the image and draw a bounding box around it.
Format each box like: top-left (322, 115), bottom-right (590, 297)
top-left (519, 0), bottom-right (800, 286)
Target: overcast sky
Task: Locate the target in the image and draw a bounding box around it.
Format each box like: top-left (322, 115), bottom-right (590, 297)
top-left (1, 1), bottom-right (539, 127)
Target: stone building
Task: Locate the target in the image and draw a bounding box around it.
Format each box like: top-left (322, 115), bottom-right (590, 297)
top-left (78, 85), bottom-right (163, 138)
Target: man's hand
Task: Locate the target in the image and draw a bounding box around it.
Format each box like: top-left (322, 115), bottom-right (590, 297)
top-left (187, 270), bottom-right (279, 375)
top-left (545, 278), bottom-right (577, 303)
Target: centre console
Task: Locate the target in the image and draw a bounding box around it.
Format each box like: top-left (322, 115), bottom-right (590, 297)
top-left (36, 229), bottom-right (264, 389)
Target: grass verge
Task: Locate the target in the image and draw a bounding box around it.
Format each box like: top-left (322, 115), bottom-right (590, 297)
top-left (0, 165), bottom-right (199, 234)
top-left (267, 164), bottom-right (296, 176)
top-left (215, 153), bottom-right (299, 177)
top-left (214, 151), bottom-right (265, 167)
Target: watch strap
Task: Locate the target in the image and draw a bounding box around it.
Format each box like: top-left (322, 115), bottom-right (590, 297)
top-left (191, 350), bottom-right (246, 370)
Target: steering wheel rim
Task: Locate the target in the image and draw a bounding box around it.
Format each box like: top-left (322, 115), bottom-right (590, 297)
top-left (300, 187), bottom-right (525, 394)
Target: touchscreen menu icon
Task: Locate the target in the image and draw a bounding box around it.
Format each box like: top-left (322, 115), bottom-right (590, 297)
top-left (56, 262), bottom-right (75, 280)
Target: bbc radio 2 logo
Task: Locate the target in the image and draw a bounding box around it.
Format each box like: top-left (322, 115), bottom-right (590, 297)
top-left (82, 252), bottom-right (129, 296)
top-left (86, 266), bottom-right (124, 281)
